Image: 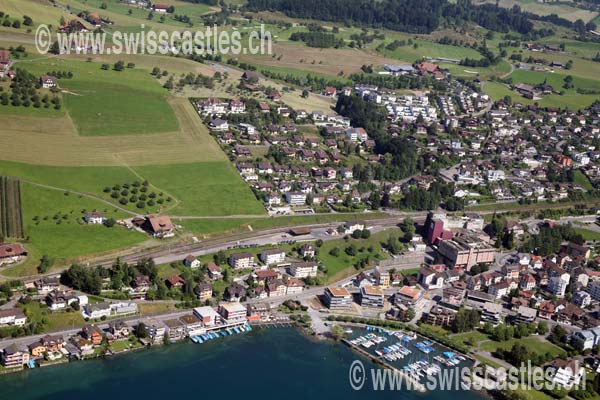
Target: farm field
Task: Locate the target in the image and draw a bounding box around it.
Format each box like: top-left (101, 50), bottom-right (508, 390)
top-left (0, 97), bottom-right (224, 166)
top-left (1, 183), bottom-right (148, 277)
top-left (0, 0), bottom-right (72, 27)
top-left (441, 59), bottom-right (512, 80)
top-left (15, 58), bottom-right (179, 136)
top-left (0, 159), bottom-right (264, 217)
top-left (483, 80), bottom-right (599, 110)
top-left (69, 0), bottom-right (214, 28)
top-left (474, 0), bottom-right (598, 22)
top-left (0, 176), bottom-right (24, 239)
top-left (238, 42), bottom-right (401, 77)
top-left (135, 162), bottom-right (266, 217)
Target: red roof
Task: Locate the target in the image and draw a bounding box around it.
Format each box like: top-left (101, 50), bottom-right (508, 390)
top-left (0, 243), bottom-right (27, 258)
top-left (0, 50), bottom-right (9, 64)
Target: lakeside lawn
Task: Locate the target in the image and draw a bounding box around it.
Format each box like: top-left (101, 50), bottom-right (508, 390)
top-left (16, 58), bottom-right (178, 136)
top-left (138, 302), bottom-right (178, 316)
top-left (20, 301), bottom-right (86, 332)
top-left (479, 336), bottom-right (566, 357)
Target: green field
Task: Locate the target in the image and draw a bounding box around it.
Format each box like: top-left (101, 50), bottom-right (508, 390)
top-left (483, 80), bottom-right (599, 110)
top-left (479, 336), bottom-right (566, 356)
top-left (0, 160), bottom-right (264, 217)
top-left (68, 0), bottom-right (213, 28)
top-left (16, 58), bottom-right (179, 136)
top-left (2, 183), bottom-right (148, 277)
top-left (135, 162), bottom-right (265, 216)
top-left (574, 227), bottom-right (600, 241)
top-left (573, 170), bottom-right (594, 190)
top-left (20, 301), bottom-right (86, 332)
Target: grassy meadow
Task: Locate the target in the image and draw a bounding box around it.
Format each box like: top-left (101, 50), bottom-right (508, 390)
top-left (15, 58), bottom-right (179, 135)
top-left (2, 182), bottom-right (148, 277)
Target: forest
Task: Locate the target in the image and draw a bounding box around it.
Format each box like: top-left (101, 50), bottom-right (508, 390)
top-left (246, 0), bottom-right (540, 34)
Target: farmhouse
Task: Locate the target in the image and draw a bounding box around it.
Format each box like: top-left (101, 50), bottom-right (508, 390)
top-left (0, 243), bottom-right (27, 265)
top-left (142, 215), bottom-right (175, 238)
top-left (241, 71), bottom-right (260, 82)
top-left (384, 64), bottom-right (415, 75)
top-left (153, 4), bottom-right (169, 13)
top-left (40, 75), bottom-right (57, 89)
top-left (0, 50), bottom-right (10, 77)
top-left (84, 211), bottom-right (105, 224)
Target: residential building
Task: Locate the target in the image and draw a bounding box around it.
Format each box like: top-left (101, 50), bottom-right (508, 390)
top-left (259, 249), bottom-right (286, 265)
top-left (206, 263), bottom-right (223, 280)
top-left (82, 302), bottom-right (112, 319)
top-left (285, 192), bottom-right (307, 206)
top-left (194, 283), bottom-right (213, 302)
top-left (193, 306), bottom-right (220, 326)
top-left (81, 324), bottom-right (103, 345)
top-left (373, 267), bottom-right (390, 288)
top-left (423, 306), bottom-right (456, 326)
top-left (229, 253), bottom-right (254, 269)
top-left (288, 261), bottom-right (318, 278)
top-left (1, 344), bottom-right (30, 368)
top-left (360, 286), bottom-right (384, 308)
top-left (589, 280), bottom-right (600, 301)
top-left (548, 359), bottom-right (584, 389)
top-left (323, 287), bottom-right (352, 310)
top-left (0, 308), bottom-right (27, 327)
top-left (548, 273), bottom-right (570, 297)
top-left (143, 318), bottom-right (167, 345)
top-left (164, 319), bottom-right (186, 342)
top-left (481, 303), bottom-right (502, 325)
top-left (218, 303), bottom-right (247, 323)
top-left (572, 291), bottom-right (591, 308)
top-left (286, 278), bottom-right (305, 295)
top-left (395, 286), bottom-right (424, 307)
top-left (515, 306), bottom-right (537, 323)
top-left (183, 255), bottom-right (201, 269)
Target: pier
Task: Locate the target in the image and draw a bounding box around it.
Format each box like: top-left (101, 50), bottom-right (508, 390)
top-left (342, 339), bottom-right (427, 392)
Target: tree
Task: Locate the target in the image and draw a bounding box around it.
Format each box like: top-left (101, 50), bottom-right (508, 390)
top-left (331, 325), bottom-right (347, 340)
top-left (37, 255), bottom-right (52, 273)
top-left (537, 321), bottom-right (548, 335)
top-left (135, 323), bottom-right (148, 338)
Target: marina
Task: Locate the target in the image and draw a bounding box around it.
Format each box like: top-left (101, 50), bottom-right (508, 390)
top-left (344, 325), bottom-right (474, 389)
top-left (191, 324), bottom-right (253, 344)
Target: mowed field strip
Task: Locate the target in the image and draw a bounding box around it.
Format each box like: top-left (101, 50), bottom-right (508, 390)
top-left (0, 96), bottom-right (225, 166)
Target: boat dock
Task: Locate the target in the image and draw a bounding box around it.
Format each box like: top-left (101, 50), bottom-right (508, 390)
top-left (342, 339), bottom-right (427, 393)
